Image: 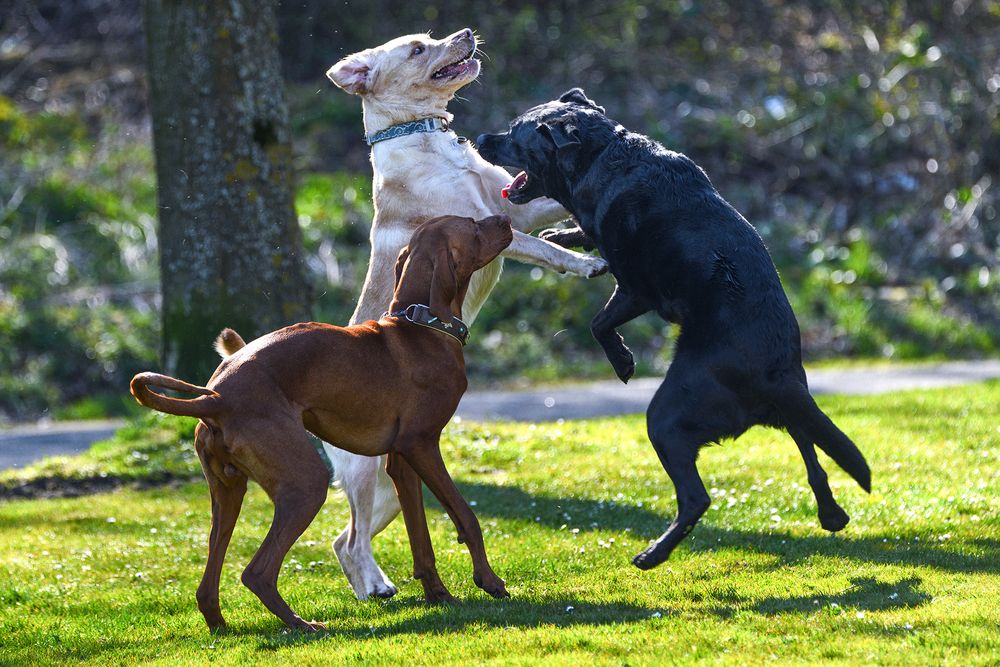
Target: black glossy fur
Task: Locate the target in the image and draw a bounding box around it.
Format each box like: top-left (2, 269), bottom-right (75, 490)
top-left (477, 88), bottom-right (871, 569)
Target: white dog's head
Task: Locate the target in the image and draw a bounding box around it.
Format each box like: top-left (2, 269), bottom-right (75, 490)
top-left (327, 28), bottom-right (480, 127)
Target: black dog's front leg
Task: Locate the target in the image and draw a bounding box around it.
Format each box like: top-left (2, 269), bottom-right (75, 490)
top-left (539, 226), bottom-right (596, 251)
top-left (592, 285), bottom-right (649, 383)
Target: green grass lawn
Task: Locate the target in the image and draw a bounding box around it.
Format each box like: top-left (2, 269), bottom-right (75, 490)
top-left (1, 383), bottom-right (998, 665)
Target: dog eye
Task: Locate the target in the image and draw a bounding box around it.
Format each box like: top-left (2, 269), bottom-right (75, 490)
top-left (411, 45), bottom-right (424, 57)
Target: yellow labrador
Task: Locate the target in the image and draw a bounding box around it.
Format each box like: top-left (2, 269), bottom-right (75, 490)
top-left (324, 29), bottom-right (607, 599)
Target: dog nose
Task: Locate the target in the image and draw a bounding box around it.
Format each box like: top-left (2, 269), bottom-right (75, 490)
top-left (475, 133), bottom-right (489, 147)
top-left (460, 28), bottom-right (474, 41)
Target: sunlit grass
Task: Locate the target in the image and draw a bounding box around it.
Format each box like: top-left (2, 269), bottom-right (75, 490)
top-left (1, 382), bottom-right (998, 664)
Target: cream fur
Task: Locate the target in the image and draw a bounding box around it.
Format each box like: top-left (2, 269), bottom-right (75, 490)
top-left (324, 29), bottom-right (607, 600)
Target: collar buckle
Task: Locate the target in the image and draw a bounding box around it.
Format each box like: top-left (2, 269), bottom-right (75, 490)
top-left (382, 303), bottom-right (469, 345)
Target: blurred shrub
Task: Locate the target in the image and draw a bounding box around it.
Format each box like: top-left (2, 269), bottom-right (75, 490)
top-left (3, 0), bottom-right (1000, 421)
top-left (0, 96), bottom-right (159, 420)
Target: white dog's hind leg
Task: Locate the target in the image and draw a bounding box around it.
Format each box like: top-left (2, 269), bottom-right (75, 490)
top-left (327, 446), bottom-right (399, 599)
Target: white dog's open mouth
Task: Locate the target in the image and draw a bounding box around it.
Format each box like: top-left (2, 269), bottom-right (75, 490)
top-left (431, 45), bottom-right (478, 80)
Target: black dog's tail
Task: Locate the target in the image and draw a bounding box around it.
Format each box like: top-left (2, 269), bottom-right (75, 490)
top-left (776, 382), bottom-right (871, 492)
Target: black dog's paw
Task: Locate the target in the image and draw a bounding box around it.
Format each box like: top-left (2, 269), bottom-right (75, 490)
top-left (539, 227), bottom-right (574, 247)
top-left (540, 227), bottom-right (597, 252)
top-left (610, 347), bottom-right (635, 384)
top-left (819, 505), bottom-right (850, 532)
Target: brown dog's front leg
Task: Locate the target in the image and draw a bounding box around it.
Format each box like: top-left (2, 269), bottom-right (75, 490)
top-left (400, 446), bottom-right (509, 600)
top-left (385, 452), bottom-right (457, 603)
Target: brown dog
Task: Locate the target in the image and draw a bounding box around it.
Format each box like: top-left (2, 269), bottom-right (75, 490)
top-left (130, 215), bottom-right (513, 632)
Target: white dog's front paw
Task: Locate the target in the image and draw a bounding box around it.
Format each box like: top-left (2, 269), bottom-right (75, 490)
top-left (334, 533), bottom-right (398, 600)
top-left (567, 254), bottom-right (608, 278)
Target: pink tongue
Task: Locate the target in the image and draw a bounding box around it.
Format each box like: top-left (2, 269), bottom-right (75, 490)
top-left (502, 171), bottom-right (528, 199)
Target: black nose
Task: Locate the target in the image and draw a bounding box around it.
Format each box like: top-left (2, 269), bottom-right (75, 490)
top-left (460, 28), bottom-right (474, 41)
top-left (475, 133), bottom-right (489, 147)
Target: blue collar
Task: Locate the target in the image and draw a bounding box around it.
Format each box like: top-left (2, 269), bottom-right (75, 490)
top-left (365, 117), bottom-right (450, 146)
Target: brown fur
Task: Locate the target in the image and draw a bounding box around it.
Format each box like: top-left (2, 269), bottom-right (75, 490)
top-left (130, 215), bottom-right (514, 632)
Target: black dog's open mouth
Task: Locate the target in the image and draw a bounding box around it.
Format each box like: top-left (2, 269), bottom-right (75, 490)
top-left (501, 171), bottom-right (529, 199)
top-left (432, 45), bottom-right (477, 80)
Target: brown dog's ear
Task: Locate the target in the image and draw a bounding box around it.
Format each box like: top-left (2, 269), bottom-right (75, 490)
top-left (393, 247), bottom-right (411, 290)
top-left (428, 246), bottom-right (458, 324)
top-left (327, 53), bottom-right (372, 95)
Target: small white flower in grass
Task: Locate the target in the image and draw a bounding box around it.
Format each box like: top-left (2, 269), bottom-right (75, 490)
top-left (469, 501), bottom-right (477, 507)
top-left (651, 611), bottom-right (662, 618)
top-left (565, 605), bottom-right (574, 613)
top-left (903, 623), bottom-right (913, 630)
top-left (106, 517), bottom-right (116, 523)
top-left (889, 593), bottom-right (898, 600)
top-left (149, 528), bottom-right (157, 534)
top-left (856, 611), bottom-right (865, 619)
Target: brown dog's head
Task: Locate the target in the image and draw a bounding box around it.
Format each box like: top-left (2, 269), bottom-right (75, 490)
top-left (391, 215), bottom-right (512, 324)
top-left (327, 29), bottom-right (479, 124)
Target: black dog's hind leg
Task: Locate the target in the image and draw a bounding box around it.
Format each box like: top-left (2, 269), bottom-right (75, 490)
top-left (788, 426), bottom-right (850, 532)
top-left (634, 364), bottom-right (747, 570)
top-left (591, 285), bottom-right (649, 383)
top-left (539, 226), bottom-right (597, 251)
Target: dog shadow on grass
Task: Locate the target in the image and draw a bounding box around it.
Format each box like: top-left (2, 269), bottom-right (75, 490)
top-left (446, 480), bottom-right (1000, 575)
top-left (229, 594), bottom-right (668, 650)
top-left (706, 575), bottom-right (931, 619)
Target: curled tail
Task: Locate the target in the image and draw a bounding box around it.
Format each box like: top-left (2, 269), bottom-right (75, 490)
top-left (777, 382), bottom-right (871, 492)
top-left (130, 372), bottom-right (222, 420)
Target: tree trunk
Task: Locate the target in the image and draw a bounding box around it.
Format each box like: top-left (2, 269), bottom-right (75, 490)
top-left (144, 0), bottom-right (310, 382)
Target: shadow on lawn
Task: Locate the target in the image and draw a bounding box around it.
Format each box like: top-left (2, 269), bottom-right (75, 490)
top-left (234, 595), bottom-right (666, 650)
top-left (707, 576), bottom-right (931, 618)
top-left (449, 481), bottom-right (999, 575)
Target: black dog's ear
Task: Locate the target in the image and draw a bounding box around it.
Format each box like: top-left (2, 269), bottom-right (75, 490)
top-left (558, 88), bottom-right (605, 114)
top-left (540, 121), bottom-right (580, 150)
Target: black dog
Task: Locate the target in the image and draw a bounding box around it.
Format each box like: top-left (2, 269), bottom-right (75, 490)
top-left (477, 89), bottom-right (871, 570)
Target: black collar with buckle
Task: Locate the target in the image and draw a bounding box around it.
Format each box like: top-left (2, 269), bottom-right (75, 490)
top-left (383, 303), bottom-right (470, 346)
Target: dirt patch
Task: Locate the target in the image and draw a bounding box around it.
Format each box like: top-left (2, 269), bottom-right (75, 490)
top-left (0, 472), bottom-right (201, 501)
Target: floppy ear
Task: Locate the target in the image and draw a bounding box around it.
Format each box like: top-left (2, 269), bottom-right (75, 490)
top-left (541, 121), bottom-right (580, 149)
top-left (327, 53), bottom-right (372, 95)
top-left (392, 247), bottom-right (411, 290)
top-left (558, 87), bottom-right (606, 114)
top-left (428, 246), bottom-right (458, 324)
top-left (541, 121), bottom-right (581, 175)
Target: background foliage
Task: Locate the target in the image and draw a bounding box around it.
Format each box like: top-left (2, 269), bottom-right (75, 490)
top-left (2, 0), bottom-right (999, 420)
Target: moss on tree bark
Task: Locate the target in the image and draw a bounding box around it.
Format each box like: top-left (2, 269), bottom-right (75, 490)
top-left (144, 0), bottom-right (310, 381)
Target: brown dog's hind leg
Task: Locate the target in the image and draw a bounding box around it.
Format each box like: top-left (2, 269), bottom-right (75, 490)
top-left (239, 426), bottom-right (331, 632)
top-left (385, 452), bottom-right (457, 603)
top-left (400, 445), bottom-right (509, 599)
top-left (194, 423), bottom-right (248, 632)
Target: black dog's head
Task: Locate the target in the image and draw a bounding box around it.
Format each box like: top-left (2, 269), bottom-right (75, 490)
top-left (476, 88), bottom-right (617, 206)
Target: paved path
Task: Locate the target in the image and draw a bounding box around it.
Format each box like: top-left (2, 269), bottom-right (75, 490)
top-left (2, 360), bottom-right (999, 471)
top-left (0, 420), bottom-right (124, 471)
top-left (457, 359), bottom-right (1000, 422)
